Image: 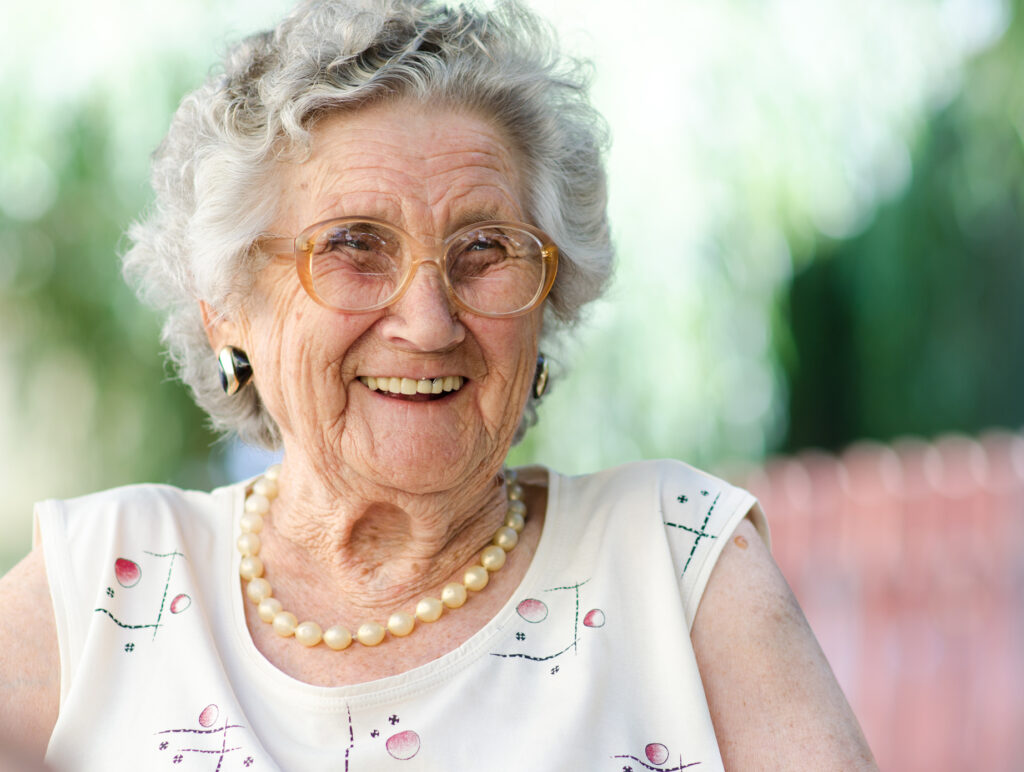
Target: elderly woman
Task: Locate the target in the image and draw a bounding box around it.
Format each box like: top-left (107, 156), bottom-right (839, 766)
top-left (0, 1), bottom-right (875, 769)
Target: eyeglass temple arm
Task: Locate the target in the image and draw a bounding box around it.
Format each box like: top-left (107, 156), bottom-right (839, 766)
top-left (256, 237), bottom-right (300, 257)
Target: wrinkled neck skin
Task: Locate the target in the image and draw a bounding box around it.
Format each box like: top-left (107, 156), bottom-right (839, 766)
top-left (254, 436), bottom-right (516, 619)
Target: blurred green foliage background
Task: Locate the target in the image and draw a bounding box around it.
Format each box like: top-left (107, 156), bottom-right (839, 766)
top-left (784, 7), bottom-right (1024, 450)
top-left (2, 0), bottom-right (1021, 574)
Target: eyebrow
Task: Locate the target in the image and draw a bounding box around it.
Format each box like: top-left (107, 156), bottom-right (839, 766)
top-left (448, 208), bottom-right (507, 232)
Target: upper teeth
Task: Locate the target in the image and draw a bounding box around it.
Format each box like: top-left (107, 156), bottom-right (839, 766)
top-left (359, 376), bottom-right (465, 395)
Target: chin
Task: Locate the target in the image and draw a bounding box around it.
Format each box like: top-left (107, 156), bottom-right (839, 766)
top-left (347, 429), bottom-right (492, 491)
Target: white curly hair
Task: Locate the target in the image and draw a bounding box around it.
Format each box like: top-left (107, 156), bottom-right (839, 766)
top-left (123, 0), bottom-right (613, 449)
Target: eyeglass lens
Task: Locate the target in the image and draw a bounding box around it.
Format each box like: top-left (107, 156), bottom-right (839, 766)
top-left (308, 222), bottom-right (547, 314)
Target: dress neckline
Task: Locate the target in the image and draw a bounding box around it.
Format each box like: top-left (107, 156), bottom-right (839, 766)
top-left (222, 466), bottom-right (562, 708)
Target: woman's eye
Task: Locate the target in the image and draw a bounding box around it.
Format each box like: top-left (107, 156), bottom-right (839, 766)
top-left (467, 237), bottom-right (497, 251)
top-left (317, 225), bottom-right (392, 253)
top-left (328, 234), bottom-right (372, 251)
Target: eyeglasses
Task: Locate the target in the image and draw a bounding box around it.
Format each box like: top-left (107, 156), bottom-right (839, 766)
top-left (259, 217), bottom-right (558, 318)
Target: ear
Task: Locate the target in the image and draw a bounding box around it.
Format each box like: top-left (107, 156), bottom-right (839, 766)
top-left (199, 300), bottom-right (242, 353)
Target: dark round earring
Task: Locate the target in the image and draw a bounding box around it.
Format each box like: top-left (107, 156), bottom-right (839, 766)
top-left (532, 354), bottom-right (549, 400)
top-left (217, 346), bottom-right (253, 396)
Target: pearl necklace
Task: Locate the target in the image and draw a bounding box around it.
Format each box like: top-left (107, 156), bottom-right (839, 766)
top-left (237, 465), bottom-right (527, 650)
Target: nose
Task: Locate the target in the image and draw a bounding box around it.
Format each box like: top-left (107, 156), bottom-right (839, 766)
top-left (377, 261), bottom-right (466, 352)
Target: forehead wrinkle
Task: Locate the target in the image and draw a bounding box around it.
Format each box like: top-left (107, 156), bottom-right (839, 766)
top-left (316, 162), bottom-right (425, 203)
top-left (422, 144), bottom-right (517, 170)
top-left (422, 145), bottom-right (522, 195)
top-left (315, 161), bottom-right (522, 235)
top-left (314, 161), bottom-right (425, 218)
top-left (336, 150), bottom-right (517, 202)
top-left (273, 105), bottom-right (527, 237)
top-left (423, 157), bottom-right (520, 188)
top-left (420, 155), bottom-right (526, 231)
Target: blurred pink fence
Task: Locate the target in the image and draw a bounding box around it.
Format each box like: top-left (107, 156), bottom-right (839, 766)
top-left (738, 432), bottom-right (1024, 771)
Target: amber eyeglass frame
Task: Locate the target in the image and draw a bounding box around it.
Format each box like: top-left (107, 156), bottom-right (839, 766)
top-left (258, 217), bottom-right (559, 319)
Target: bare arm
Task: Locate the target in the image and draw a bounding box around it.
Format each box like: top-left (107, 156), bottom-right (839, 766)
top-left (0, 548), bottom-right (60, 765)
top-left (691, 517), bottom-right (877, 770)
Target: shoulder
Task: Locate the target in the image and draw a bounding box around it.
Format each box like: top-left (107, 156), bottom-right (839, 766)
top-left (34, 480), bottom-right (240, 633)
top-left (0, 482), bottom-right (242, 765)
top-left (559, 458), bottom-right (764, 547)
top-left (5, 482), bottom-right (242, 760)
top-left (544, 460), bottom-right (763, 624)
top-left (35, 481), bottom-right (239, 545)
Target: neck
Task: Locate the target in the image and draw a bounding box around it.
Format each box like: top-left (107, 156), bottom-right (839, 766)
top-left (256, 456), bottom-right (509, 616)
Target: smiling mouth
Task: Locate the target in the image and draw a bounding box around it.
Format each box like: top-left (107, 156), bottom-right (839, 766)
top-left (358, 375), bottom-right (465, 401)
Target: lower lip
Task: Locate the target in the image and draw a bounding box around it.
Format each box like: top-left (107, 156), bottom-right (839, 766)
top-left (377, 391), bottom-right (448, 403)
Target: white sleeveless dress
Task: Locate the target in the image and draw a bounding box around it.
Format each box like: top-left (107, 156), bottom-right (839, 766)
top-left (36, 460), bottom-right (762, 771)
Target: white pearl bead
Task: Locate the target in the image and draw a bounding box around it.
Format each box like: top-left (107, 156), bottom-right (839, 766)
top-left (272, 611), bottom-right (298, 637)
top-left (246, 577), bottom-right (272, 603)
top-left (441, 582), bottom-right (467, 608)
top-left (257, 597), bottom-right (282, 622)
top-left (505, 468), bottom-right (518, 483)
top-left (323, 625), bottom-right (353, 650)
top-left (493, 526), bottom-right (519, 551)
top-left (244, 493), bottom-right (271, 515)
top-left (265, 464), bottom-right (282, 480)
top-left (253, 477), bottom-right (278, 499)
top-left (504, 511), bottom-right (525, 533)
top-left (480, 545), bottom-right (506, 572)
top-left (387, 611), bottom-right (415, 637)
top-left (239, 555), bottom-right (264, 580)
top-left (464, 565), bottom-right (489, 591)
top-left (295, 621), bottom-right (323, 647)
top-left (507, 483), bottom-right (524, 501)
top-left (507, 499), bottom-right (526, 518)
top-left (237, 532), bottom-right (261, 557)
top-left (356, 621), bottom-right (386, 646)
top-left (239, 512), bottom-right (265, 534)
top-left (415, 597), bottom-right (444, 623)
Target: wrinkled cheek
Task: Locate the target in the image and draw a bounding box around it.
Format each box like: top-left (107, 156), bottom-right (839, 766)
top-left (483, 380), bottom-right (530, 441)
top-left (297, 360), bottom-right (349, 433)
top-left (259, 345), bottom-right (339, 440)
